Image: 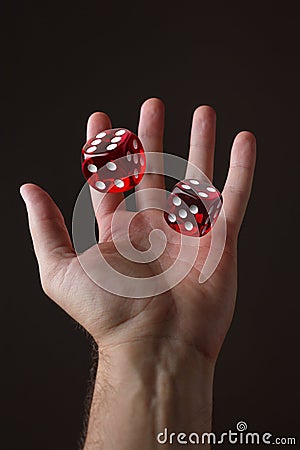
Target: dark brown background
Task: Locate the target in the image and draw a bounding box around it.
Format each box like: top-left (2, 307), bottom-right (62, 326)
top-left (4, 2), bottom-right (300, 449)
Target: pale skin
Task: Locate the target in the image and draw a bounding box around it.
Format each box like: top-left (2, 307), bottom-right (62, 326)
top-left (21, 98), bottom-right (256, 449)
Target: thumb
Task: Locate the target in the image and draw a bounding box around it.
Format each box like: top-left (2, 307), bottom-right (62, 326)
top-left (20, 184), bottom-right (75, 288)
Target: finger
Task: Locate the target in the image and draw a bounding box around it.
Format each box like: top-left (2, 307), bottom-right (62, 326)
top-left (20, 183), bottom-right (75, 284)
top-left (222, 131), bottom-right (256, 243)
top-left (136, 98), bottom-right (165, 209)
top-left (186, 105), bottom-right (216, 182)
top-left (86, 112), bottom-right (125, 235)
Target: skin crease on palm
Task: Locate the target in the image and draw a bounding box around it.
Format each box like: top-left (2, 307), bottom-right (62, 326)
top-left (20, 97), bottom-right (256, 364)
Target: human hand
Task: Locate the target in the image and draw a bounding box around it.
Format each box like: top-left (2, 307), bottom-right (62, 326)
top-left (21, 98), bottom-right (256, 449)
top-left (21, 98), bottom-right (255, 361)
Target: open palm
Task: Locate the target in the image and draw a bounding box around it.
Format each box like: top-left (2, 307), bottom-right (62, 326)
top-left (21, 98), bottom-right (256, 362)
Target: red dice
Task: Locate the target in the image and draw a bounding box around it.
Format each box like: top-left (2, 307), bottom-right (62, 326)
top-left (164, 179), bottom-right (222, 237)
top-left (81, 128), bottom-right (146, 193)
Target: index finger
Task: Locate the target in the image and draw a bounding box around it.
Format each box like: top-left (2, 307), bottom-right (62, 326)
top-left (86, 112), bottom-right (125, 240)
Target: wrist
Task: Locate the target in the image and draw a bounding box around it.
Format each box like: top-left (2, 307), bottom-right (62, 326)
top-left (85, 338), bottom-right (215, 449)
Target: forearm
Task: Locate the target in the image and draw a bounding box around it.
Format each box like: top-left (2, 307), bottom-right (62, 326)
top-left (83, 339), bottom-right (215, 450)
